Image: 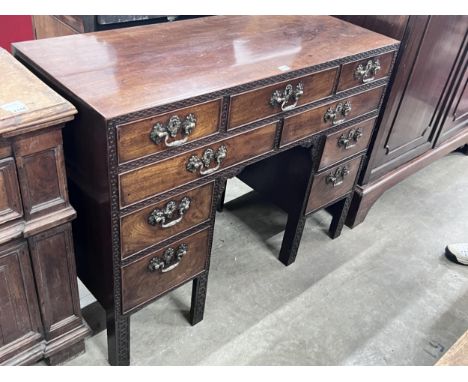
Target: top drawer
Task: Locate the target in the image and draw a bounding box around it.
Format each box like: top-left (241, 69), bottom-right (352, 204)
top-left (228, 68), bottom-right (338, 130)
top-left (336, 51), bottom-right (394, 92)
top-left (117, 99), bottom-right (221, 163)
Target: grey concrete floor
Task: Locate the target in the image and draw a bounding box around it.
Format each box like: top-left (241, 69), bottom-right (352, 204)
top-left (67, 151), bottom-right (468, 366)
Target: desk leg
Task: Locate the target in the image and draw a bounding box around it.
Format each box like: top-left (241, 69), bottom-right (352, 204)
top-left (328, 194), bottom-right (352, 239)
top-left (106, 310), bottom-right (130, 366)
top-left (216, 179), bottom-right (227, 212)
top-left (279, 210), bottom-right (307, 266)
top-left (190, 271), bottom-right (209, 325)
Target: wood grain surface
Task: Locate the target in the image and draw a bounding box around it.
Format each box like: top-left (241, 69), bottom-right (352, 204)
top-left (13, 16), bottom-right (397, 118)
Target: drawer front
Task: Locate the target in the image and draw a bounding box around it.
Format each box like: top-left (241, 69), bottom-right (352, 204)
top-left (121, 228), bottom-right (209, 313)
top-left (319, 118), bottom-right (375, 170)
top-left (0, 157), bottom-right (23, 226)
top-left (228, 68), bottom-right (338, 129)
top-left (307, 155), bottom-right (362, 213)
top-left (120, 122), bottom-right (277, 207)
top-left (117, 99), bottom-right (221, 163)
top-left (281, 86), bottom-right (384, 147)
top-left (120, 182), bottom-right (214, 259)
top-left (337, 51), bottom-right (394, 92)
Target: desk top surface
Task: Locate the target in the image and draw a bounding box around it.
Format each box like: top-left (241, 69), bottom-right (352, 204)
top-left (13, 16), bottom-right (398, 119)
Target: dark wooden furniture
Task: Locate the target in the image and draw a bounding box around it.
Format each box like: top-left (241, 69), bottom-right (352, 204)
top-left (335, 16), bottom-right (468, 227)
top-left (32, 15), bottom-right (201, 39)
top-left (13, 16), bottom-right (398, 365)
top-left (0, 48), bottom-right (89, 365)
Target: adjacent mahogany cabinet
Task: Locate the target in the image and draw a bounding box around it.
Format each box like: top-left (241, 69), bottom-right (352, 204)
top-left (0, 48), bottom-right (89, 365)
top-left (336, 16), bottom-right (468, 227)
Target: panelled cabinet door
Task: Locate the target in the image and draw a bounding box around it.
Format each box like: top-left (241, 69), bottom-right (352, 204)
top-left (0, 157), bottom-right (23, 226)
top-left (0, 241), bottom-right (43, 364)
top-left (435, 22), bottom-right (468, 145)
top-left (365, 16), bottom-right (467, 183)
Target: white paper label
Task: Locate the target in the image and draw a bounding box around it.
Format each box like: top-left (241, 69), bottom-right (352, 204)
top-left (278, 65), bottom-right (290, 72)
top-left (1, 101), bottom-right (28, 113)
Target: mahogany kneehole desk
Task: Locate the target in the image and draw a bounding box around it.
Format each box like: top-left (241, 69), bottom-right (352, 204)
top-left (13, 16), bottom-right (398, 365)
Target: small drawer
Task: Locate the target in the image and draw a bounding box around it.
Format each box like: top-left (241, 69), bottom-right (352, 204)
top-left (337, 51), bottom-right (394, 92)
top-left (121, 228), bottom-right (210, 313)
top-left (0, 157), bottom-right (23, 226)
top-left (306, 155), bottom-right (362, 213)
top-left (120, 122), bottom-right (277, 207)
top-left (319, 118), bottom-right (375, 170)
top-left (117, 99), bottom-right (222, 163)
top-left (280, 86), bottom-right (384, 147)
top-left (228, 67), bottom-right (338, 129)
top-left (120, 182), bottom-right (214, 259)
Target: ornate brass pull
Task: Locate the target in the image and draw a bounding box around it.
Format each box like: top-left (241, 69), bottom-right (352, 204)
top-left (148, 197), bottom-right (191, 228)
top-left (270, 82), bottom-right (304, 111)
top-left (324, 101), bottom-right (352, 126)
top-left (326, 165), bottom-right (350, 187)
top-left (354, 58), bottom-right (381, 83)
top-left (186, 145), bottom-right (227, 175)
top-left (150, 113), bottom-right (197, 147)
top-left (148, 244), bottom-right (188, 273)
top-left (337, 128), bottom-right (363, 150)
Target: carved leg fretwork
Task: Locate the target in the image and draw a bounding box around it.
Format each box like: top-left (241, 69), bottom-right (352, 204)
top-left (328, 194), bottom-right (352, 239)
top-left (190, 271), bottom-right (209, 326)
top-left (278, 210), bottom-right (307, 266)
top-left (106, 310), bottom-right (130, 366)
top-left (216, 179), bottom-right (227, 212)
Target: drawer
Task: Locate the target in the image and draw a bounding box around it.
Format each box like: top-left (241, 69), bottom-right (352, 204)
top-left (120, 122), bottom-right (277, 207)
top-left (306, 155), bottom-right (362, 213)
top-left (319, 118), bottom-right (376, 170)
top-left (228, 68), bottom-right (338, 129)
top-left (337, 51), bottom-right (394, 92)
top-left (120, 182), bottom-right (214, 259)
top-left (117, 99), bottom-right (221, 163)
top-left (280, 86), bottom-right (384, 147)
top-left (121, 228), bottom-right (209, 313)
top-left (0, 157), bottom-right (23, 226)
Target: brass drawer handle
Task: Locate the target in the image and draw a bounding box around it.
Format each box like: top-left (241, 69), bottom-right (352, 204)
top-left (270, 82), bottom-right (304, 111)
top-left (148, 244), bottom-right (188, 273)
top-left (354, 58), bottom-right (381, 84)
top-left (186, 145), bottom-right (227, 175)
top-left (324, 101), bottom-right (352, 126)
top-left (150, 113), bottom-right (197, 147)
top-left (337, 128), bottom-right (363, 150)
top-left (148, 196), bottom-right (191, 229)
top-left (326, 165), bottom-right (350, 187)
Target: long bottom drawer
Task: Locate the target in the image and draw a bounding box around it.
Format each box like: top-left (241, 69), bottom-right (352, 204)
top-left (306, 155), bottom-right (362, 213)
top-left (121, 228), bottom-right (210, 314)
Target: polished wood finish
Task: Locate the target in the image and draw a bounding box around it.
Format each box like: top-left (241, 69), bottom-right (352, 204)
top-left (336, 51), bottom-right (394, 92)
top-left (120, 122), bottom-right (277, 206)
top-left (0, 241), bottom-right (43, 365)
top-left (307, 155), bottom-right (362, 213)
top-left (13, 16), bottom-right (398, 365)
top-left (0, 158), bottom-right (23, 225)
top-left (0, 48), bottom-right (89, 365)
top-left (228, 68), bottom-right (338, 129)
top-left (13, 16), bottom-right (397, 119)
top-left (319, 118), bottom-right (375, 170)
top-left (121, 228), bottom-right (210, 313)
top-left (117, 99), bottom-right (222, 163)
top-left (121, 182), bottom-right (214, 258)
top-left (281, 86), bottom-right (384, 146)
top-left (340, 16), bottom-right (468, 228)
